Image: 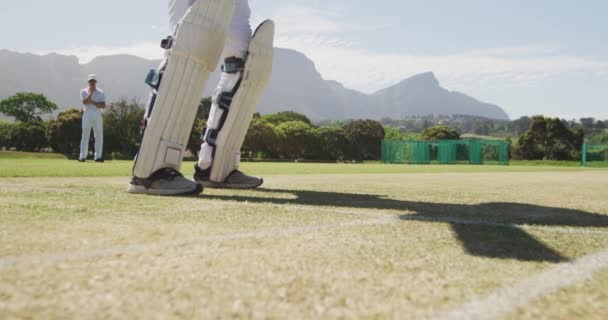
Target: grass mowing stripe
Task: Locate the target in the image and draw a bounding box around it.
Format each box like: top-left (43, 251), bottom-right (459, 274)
top-left (0, 217), bottom-right (397, 270)
top-left (4, 206), bottom-right (601, 271)
top-left (430, 248), bottom-right (608, 320)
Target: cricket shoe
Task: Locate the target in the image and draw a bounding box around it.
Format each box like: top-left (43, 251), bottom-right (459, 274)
top-left (194, 165), bottom-right (264, 190)
top-left (128, 168), bottom-right (203, 196)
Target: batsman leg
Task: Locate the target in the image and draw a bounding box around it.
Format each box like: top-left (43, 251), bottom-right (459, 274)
top-left (194, 20), bottom-right (275, 189)
top-left (128, 0), bottom-right (235, 195)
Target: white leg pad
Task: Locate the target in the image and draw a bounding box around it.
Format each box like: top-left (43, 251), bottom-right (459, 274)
top-left (133, 0), bottom-right (235, 178)
top-left (208, 20), bottom-right (275, 182)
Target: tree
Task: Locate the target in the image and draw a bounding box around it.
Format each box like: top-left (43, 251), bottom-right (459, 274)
top-left (263, 111), bottom-right (312, 126)
top-left (242, 118), bottom-right (277, 158)
top-left (508, 116), bottom-right (532, 136)
top-left (47, 109), bottom-right (83, 158)
top-left (275, 121), bottom-right (316, 159)
top-left (0, 121), bottom-right (14, 150)
top-left (421, 125), bottom-right (460, 140)
top-left (343, 120), bottom-right (385, 160)
top-left (316, 126), bottom-right (348, 160)
top-left (384, 126), bottom-right (405, 140)
top-left (103, 99), bottom-right (145, 159)
top-left (517, 116), bottom-right (583, 160)
top-left (0, 93), bottom-right (58, 122)
top-left (517, 132), bottom-right (544, 160)
top-left (580, 118), bottom-right (596, 132)
top-left (10, 121), bottom-right (48, 151)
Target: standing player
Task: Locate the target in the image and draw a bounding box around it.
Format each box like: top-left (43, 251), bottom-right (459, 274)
top-left (128, 0), bottom-right (274, 195)
top-left (79, 74), bottom-right (106, 162)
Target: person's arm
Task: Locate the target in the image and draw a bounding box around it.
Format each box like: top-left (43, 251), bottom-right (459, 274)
top-left (82, 90), bottom-right (94, 105)
top-left (95, 92), bottom-right (106, 109)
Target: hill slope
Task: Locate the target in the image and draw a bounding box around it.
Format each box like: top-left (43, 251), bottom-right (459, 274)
top-left (0, 49), bottom-right (509, 120)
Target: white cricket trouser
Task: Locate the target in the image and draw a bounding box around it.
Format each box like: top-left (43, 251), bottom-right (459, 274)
top-left (80, 110), bottom-right (104, 160)
top-left (168, 0), bottom-right (251, 59)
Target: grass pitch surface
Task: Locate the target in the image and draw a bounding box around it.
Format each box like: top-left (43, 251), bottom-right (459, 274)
top-left (1, 158), bottom-right (607, 319)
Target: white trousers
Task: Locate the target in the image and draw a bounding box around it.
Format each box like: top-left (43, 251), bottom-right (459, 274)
top-left (168, 0), bottom-right (252, 59)
top-left (80, 111), bottom-right (103, 160)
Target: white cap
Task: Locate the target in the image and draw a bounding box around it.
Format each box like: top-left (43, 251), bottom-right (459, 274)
top-left (87, 74), bottom-right (97, 81)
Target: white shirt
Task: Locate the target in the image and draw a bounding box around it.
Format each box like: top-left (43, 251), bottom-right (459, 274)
top-left (81, 88), bottom-right (106, 113)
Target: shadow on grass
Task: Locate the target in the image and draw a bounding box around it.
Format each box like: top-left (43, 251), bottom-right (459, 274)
top-left (204, 188), bottom-right (608, 263)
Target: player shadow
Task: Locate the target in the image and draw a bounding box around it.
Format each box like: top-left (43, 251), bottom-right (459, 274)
top-left (203, 188), bottom-right (608, 263)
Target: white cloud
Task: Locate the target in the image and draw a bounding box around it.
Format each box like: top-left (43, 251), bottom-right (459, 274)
top-left (268, 4), bottom-right (608, 93)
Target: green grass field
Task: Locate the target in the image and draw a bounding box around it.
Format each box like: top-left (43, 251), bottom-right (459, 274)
top-left (1, 153), bottom-right (608, 319)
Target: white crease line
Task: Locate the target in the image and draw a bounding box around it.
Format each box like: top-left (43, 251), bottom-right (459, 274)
top-left (0, 217), bottom-right (396, 270)
top-left (430, 247), bottom-right (608, 320)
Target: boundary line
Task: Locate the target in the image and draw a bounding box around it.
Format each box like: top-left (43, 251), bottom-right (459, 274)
top-left (430, 248), bottom-right (608, 320)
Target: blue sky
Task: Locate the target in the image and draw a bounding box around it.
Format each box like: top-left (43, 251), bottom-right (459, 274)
top-left (2, 0), bottom-right (607, 119)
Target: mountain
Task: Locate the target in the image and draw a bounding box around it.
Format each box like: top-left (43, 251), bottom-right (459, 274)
top-left (0, 49), bottom-right (509, 120)
top-left (372, 72), bottom-right (509, 120)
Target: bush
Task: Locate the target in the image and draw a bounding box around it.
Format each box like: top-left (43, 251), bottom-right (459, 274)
top-left (421, 125), bottom-right (461, 140)
top-left (343, 120), bottom-right (385, 160)
top-left (243, 118), bottom-right (278, 159)
top-left (275, 121), bottom-right (316, 159)
top-left (0, 121), bottom-right (14, 150)
top-left (47, 109), bottom-right (83, 158)
top-left (103, 99), bottom-right (145, 159)
top-left (10, 121), bottom-right (48, 151)
top-left (316, 126), bottom-right (348, 160)
top-left (263, 111), bottom-right (312, 126)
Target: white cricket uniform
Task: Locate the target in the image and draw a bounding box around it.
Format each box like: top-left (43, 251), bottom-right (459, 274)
top-left (79, 88), bottom-right (105, 160)
top-left (168, 0), bottom-right (252, 59)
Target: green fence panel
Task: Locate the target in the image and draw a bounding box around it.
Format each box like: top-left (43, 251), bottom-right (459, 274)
top-left (582, 143), bottom-right (608, 167)
top-left (381, 139), bottom-right (510, 165)
top-left (382, 140), bottom-right (407, 164)
top-left (499, 142), bottom-right (509, 165)
top-left (468, 140), bottom-right (483, 165)
top-left (410, 141), bottom-right (431, 164)
top-left (438, 141), bottom-right (457, 164)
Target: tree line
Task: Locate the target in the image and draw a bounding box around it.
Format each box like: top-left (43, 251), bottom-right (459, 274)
top-left (380, 114), bottom-right (607, 144)
top-left (0, 93), bottom-right (386, 161)
top-left (1, 92), bottom-right (604, 162)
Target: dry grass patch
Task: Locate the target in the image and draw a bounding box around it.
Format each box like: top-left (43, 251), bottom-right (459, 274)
top-left (0, 170), bottom-right (607, 318)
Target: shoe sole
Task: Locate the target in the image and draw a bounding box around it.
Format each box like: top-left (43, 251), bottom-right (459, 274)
top-left (127, 183), bottom-right (203, 196)
top-left (200, 178), bottom-right (264, 190)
